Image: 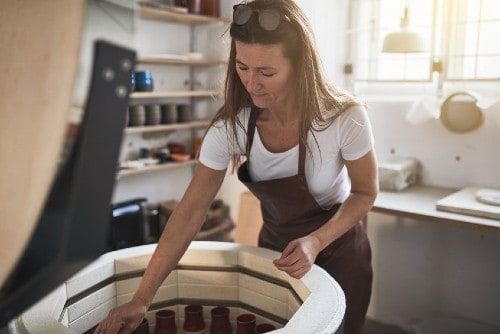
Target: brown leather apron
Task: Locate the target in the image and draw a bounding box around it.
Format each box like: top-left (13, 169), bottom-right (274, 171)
top-left (237, 107), bottom-right (373, 334)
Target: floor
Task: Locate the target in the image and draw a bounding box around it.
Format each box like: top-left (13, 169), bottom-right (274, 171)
top-left (365, 317), bottom-right (410, 334)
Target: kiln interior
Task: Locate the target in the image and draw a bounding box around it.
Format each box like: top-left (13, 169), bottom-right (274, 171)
top-left (11, 242), bottom-right (345, 334)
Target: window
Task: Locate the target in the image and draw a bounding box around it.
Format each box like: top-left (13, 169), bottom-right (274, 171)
top-left (349, 0), bottom-right (500, 82)
top-left (446, 0), bottom-right (500, 80)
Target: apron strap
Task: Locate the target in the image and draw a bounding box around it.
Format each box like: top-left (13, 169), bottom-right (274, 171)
top-left (298, 137), bottom-right (306, 177)
top-left (246, 105), bottom-right (260, 156)
top-left (246, 105), bottom-right (307, 177)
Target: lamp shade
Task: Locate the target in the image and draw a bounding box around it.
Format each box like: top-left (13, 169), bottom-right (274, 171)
top-left (382, 7), bottom-right (426, 53)
top-left (382, 30), bottom-right (425, 53)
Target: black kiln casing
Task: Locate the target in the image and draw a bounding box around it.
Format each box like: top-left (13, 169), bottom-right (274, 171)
top-left (0, 41), bottom-right (136, 328)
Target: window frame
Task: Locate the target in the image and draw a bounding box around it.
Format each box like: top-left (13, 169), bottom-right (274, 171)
top-left (348, 0), bottom-right (500, 85)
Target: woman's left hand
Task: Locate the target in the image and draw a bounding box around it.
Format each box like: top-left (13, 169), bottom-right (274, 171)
top-left (273, 235), bottom-right (321, 279)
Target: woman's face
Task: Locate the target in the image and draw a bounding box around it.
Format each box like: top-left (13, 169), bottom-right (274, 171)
top-left (235, 41), bottom-right (295, 110)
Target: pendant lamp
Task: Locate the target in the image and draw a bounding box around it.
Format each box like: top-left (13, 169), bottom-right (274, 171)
top-left (382, 7), bottom-right (425, 53)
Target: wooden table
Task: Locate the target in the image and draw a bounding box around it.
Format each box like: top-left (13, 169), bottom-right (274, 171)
top-left (372, 185), bottom-right (500, 233)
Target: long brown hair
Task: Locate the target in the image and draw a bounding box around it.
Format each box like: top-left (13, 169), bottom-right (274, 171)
top-left (207, 0), bottom-right (360, 171)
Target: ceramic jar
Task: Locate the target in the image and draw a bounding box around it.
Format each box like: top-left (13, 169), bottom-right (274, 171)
top-left (155, 309), bottom-right (177, 334)
top-left (255, 323), bottom-right (276, 333)
top-left (129, 105), bottom-right (146, 126)
top-left (134, 70), bottom-right (154, 92)
top-left (161, 104), bottom-right (178, 124)
top-left (187, 0), bottom-right (201, 14)
top-left (146, 104), bottom-right (161, 125)
top-left (202, 0), bottom-right (219, 17)
top-left (236, 313), bottom-right (256, 334)
top-left (177, 104), bottom-right (192, 123)
top-left (209, 306), bottom-right (232, 334)
top-left (183, 305), bottom-right (205, 334)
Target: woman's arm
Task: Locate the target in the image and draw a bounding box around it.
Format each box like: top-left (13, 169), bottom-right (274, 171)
top-left (273, 150), bottom-right (378, 278)
top-left (312, 149), bottom-right (378, 247)
top-left (95, 163), bottom-right (227, 334)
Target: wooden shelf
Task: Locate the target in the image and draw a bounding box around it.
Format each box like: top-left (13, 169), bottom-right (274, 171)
top-left (372, 185), bottom-right (500, 233)
top-left (137, 57), bottom-right (227, 66)
top-left (138, 4), bottom-right (231, 25)
top-left (124, 119), bottom-right (211, 134)
top-left (117, 160), bottom-right (198, 179)
top-left (130, 90), bottom-right (221, 101)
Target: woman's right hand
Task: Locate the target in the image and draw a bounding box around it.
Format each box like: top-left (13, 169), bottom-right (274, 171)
top-left (93, 297), bottom-right (148, 334)
top-left (93, 164), bottom-right (226, 334)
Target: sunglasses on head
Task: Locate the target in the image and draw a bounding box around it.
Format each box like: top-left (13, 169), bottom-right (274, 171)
top-left (233, 3), bottom-right (290, 31)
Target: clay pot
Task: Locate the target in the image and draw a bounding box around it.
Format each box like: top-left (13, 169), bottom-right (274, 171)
top-left (210, 306), bottom-right (232, 334)
top-left (183, 305), bottom-right (205, 333)
top-left (177, 104), bottom-right (192, 123)
top-left (155, 309), bottom-right (177, 334)
top-left (201, 0), bottom-right (219, 17)
top-left (146, 104), bottom-right (161, 125)
top-left (187, 0), bottom-right (201, 14)
top-left (256, 323), bottom-right (276, 333)
top-left (129, 105), bottom-right (146, 126)
top-left (161, 104), bottom-right (178, 124)
top-left (236, 313), bottom-right (256, 334)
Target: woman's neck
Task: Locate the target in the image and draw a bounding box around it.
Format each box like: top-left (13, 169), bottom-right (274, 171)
top-left (260, 105), bottom-right (297, 127)
top-left (256, 105), bottom-right (299, 153)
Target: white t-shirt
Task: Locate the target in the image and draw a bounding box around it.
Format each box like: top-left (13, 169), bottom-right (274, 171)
top-left (199, 105), bottom-right (374, 208)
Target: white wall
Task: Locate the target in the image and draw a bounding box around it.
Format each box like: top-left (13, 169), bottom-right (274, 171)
top-left (367, 99), bottom-right (500, 188)
top-left (364, 100), bottom-right (500, 331)
top-left (75, 0), bottom-right (134, 106)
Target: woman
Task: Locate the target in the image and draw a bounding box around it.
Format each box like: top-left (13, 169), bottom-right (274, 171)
top-left (95, 1), bottom-right (378, 333)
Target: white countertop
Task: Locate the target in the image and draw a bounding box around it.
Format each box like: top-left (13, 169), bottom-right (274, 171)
top-left (372, 185), bottom-right (500, 233)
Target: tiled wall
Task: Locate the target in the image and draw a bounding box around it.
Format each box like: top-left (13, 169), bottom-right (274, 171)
top-left (15, 242), bottom-right (345, 334)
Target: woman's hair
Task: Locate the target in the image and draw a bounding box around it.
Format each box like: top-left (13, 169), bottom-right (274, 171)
top-left (207, 0), bottom-right (360, 171)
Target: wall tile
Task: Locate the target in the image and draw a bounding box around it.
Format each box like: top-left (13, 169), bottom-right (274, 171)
top-left (68, 298), bottom-right (115, 333)
top-left (238, 273), bottom-right (288, 303)
top-left (67, 283), bottom-right (116, 322)
top-left (238, 286), bottom-right (288, 319)
top-left (116, 277), bottom-right (141, 295)
top-left (152, 284), bottom-right (178, 303)
top-left (61, 309), bottom-right (69, 327)
top-left (115, 254), bottom-right (152, 274)
top-left (177, 270), bottom-right (237, 286)
top-left (178, 248), bottom-right (238, 267)
top-left (178, 283), bottom-right (238, 301)
top-left (237, 249), bottom-right (288, 281)
top-left (66, 258), bottom-right (114, 298)
top-left (116, 292), bottom-right (133, 306)
top-left (287, 291), bottom-right (301, 319)
top-left (287, 276), bottom-right (310, 302)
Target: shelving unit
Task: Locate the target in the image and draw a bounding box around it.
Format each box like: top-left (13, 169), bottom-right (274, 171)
top-left (118, 4), bottom-right (228, 180)
top-left (129, 89), bottom-right (221, 100)
top-left (138, 5), bottom-right (231, 25)
top-left (124, 119), bottom-right (211, 134)
top-left (137, 57), bottom-right (226, 67)
top-left (117, 160), bottom-right (198, 179)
